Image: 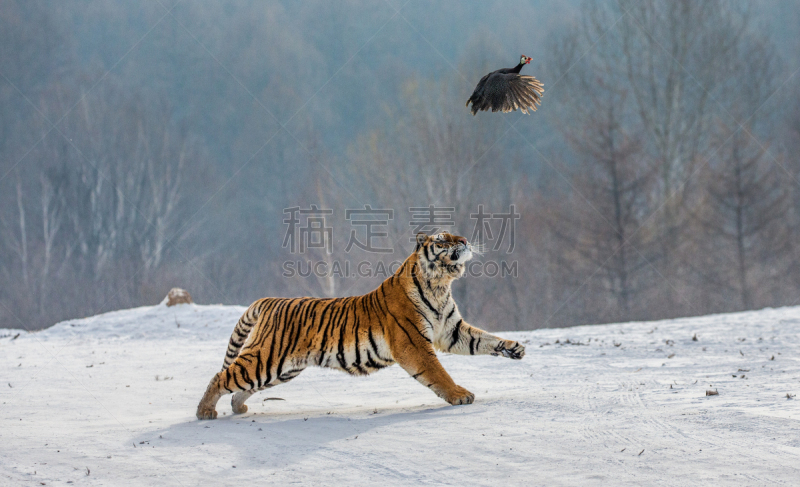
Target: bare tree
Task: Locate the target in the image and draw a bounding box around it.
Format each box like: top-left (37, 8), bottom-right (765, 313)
top-left (693, 124), bottom-right (788, 310)
top-left (549, 85), bottom-right (655, 323)
top-left (687, 25), bottom-right (790, 311)
top-left (0, 78), bottom-right (197, 328)
top-left (612, 0), bottom-right (752, 306)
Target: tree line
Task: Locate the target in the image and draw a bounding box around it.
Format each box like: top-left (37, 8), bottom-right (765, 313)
top-left (1, 0), bottom-right (799, 330)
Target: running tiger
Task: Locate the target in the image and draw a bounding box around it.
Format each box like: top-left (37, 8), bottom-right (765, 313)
top-left (196, 232), bottom-right (525, 419)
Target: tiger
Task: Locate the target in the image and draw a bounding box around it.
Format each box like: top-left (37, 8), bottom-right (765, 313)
top-left (196, 232), bottom-right (526, 419)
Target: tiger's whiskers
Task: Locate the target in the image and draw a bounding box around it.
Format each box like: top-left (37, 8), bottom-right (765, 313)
top-left (469, 242), bottom-right (487, 256)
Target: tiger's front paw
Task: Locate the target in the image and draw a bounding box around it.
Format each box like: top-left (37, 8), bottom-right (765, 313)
top-left (196, 406), bottom-right (218, 420)
top-left (496, 340), bottom-right (525, 360)
top-left (444, 385), bottom-right (475, 406)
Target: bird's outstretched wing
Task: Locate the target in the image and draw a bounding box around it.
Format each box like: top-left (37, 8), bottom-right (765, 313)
top-left (466, 73), bottom-right (544, 116)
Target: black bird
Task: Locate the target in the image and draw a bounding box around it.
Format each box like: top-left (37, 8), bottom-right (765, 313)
top-left (466, 55), bottom-right (544, 116)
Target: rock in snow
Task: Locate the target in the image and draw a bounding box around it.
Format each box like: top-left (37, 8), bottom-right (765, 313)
top-left (165, 288), bottom-right (193, 307)
top-left (1, 302), bottom-right (798, 485)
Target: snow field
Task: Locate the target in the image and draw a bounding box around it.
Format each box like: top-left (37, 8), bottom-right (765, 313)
top-left (1, 302), bottom-right (799, 485)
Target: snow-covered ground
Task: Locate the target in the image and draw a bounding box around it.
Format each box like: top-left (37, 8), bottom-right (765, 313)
top-left (1, 301), bottom-right (799, 486)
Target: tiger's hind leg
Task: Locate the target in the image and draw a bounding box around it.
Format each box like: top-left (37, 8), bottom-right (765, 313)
top-left (198, 355), bottom-right (308, 419)
top-left (196, 371), bottom-right (226, 420)
top-left (231, 381), bottom-right (278, 414)
top-left (196, 354), bottom-right (259, 420)
top-left (230, 365), bottom-right (304, 414)
top-left (231, 389), bottom-right (259, 414)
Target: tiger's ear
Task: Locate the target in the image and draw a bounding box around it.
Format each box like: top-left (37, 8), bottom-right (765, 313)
top-left (415, 233), bottom-right (427, 251)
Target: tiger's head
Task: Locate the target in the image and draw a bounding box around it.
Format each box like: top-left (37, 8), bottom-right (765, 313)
top-left (414, 232), bottom-right (474, 280)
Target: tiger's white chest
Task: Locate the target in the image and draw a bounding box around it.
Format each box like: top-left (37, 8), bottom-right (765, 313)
top-left (414, 284), bottom-right (453, 336)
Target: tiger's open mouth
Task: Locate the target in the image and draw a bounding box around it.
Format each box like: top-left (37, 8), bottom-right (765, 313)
top-left (448, 243), bottom-right (473, 265)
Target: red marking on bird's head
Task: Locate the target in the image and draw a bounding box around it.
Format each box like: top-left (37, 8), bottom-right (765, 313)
top-left (525, 56), bottom-right (531, 64)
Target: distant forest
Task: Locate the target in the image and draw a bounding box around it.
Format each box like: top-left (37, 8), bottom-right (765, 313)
top-left (2, 0), bottom-right (800, 331)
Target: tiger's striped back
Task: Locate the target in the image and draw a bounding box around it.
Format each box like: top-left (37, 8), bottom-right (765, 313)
top-left (225, 288), bottom-right (398, 389)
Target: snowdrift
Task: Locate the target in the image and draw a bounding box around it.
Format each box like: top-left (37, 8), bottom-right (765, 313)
top-left (2, 301), bottom-right (799, 485)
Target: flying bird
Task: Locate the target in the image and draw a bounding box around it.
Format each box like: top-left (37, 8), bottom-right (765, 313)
top-left (466, 55), bottom-right (544, 116)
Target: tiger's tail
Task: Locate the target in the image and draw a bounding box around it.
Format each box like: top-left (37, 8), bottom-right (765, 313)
top-left (221, 299), bottom-right (267, 371)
